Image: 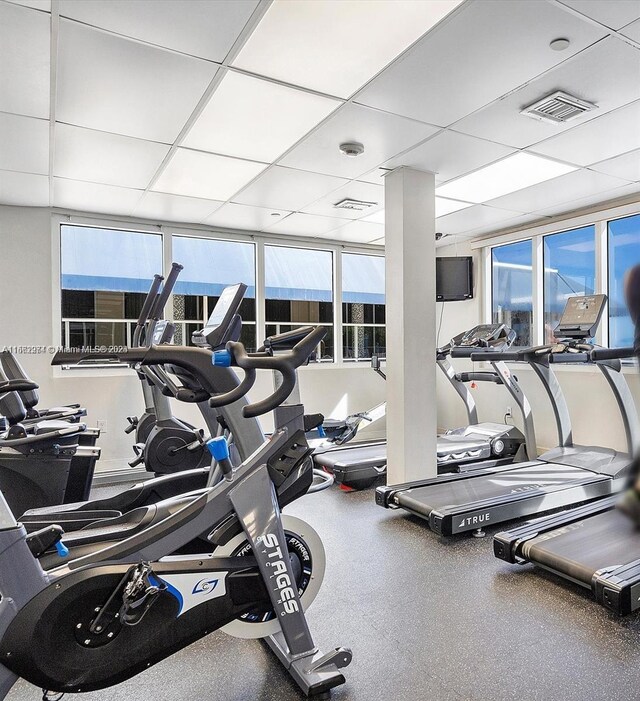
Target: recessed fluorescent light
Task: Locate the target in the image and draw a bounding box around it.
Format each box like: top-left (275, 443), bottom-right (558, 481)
top-left (232, 0), bottom-right (464, 98)
top-left (436, 153), bottom-right (577, 203)
top-left (435, 197), bottom-right (472, 217)
top-left (183, 71), bottom-right (340, 162)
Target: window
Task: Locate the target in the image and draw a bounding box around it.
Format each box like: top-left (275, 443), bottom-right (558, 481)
top-left (264, 245), bottom-right (334, 360)
top-left (609, 214), bottom-right (640, 348)
top-left (543, 225), bottom-right (595, 342)
top-left (342, 253), bottom-right (385, 361)
top-left (491, 240), bottom-right (533, 346)
top-left (172, 236), bottom-right (257, 351)
top-left (60, 225), bottom-right (163, 348)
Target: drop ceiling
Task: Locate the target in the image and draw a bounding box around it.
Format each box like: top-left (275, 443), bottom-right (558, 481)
top-left (0, 0), bottom-right (639, 248)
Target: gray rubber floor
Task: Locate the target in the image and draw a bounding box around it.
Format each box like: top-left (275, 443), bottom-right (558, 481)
top-left (8, 483), bottom-right (640, 701)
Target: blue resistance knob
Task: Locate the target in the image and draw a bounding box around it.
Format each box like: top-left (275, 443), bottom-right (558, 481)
top-left (206, 436), bottom-right (230, 462)
top-left (55, 540), bottom-right (70, 558)
top-left (212, 350), bottom-right (232, 367)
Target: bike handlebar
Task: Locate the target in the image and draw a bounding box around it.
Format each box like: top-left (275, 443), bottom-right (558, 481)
top-left (149, 263), bottom-right (183, 321)
top-left (136, 274), bottom-right (164, 327)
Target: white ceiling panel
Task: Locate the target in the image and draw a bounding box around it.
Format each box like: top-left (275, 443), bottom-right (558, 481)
top-left (355, 0), bottom-right (605, 127)
top-left (536, 182), bottom-right (640, 217)
top-left (0, 169), bottom-right (48, 206)
top-left (370, 237), bottom-right (385, 246)
top-left (384, 130), bottom-right (514, 183)
top-left (357, 167), bottom-right (393, 186)
top-left (264, 212), bottom-right (346, 237)
top-left (234, 165), bottom-right (347, 211)
top-left (183, 71), bottom-right (340, 162)
top-left (464, 213), bottom-right (548, 238)
top-left (232, 0), bottom-right (462, 98)
top-left (204, 202), bottom-right (292, 231)
top-left (54, 124), bottom-right (170, 189)
top-left (280, 104), bottom-right (439, 179)
top-left (53, 178), bottom-right (143, 215)
top-left (436, 204), bottom-right (526, 235)
top-left (153, 148), bottom-right (267, 202)
top-left (302, 181), bottom-right (383, 220)
top-left (0, 113), bottom-right (49, 174)
top-left (58, 0), bottom-right (258, 62)
top-left (486, 168), bottom-right (630, 214)
top-left (57, 20), bottom-right (217, 143)
top-left (557, 0), bottom-right (640, 30)
top-left (436, 197), bottom-right (473, 217)
top-left (133, 192), bottom-right (223, 224)
top-left (0, 2), bottom-right (50, 118)
top-left (530, 100), bottom-right (640, 166)
top-left (621, 18), bottom-right (640, 41)
top-left (454, 37), bottom-right (640, 149)
top-left (591, 150), bottom-right (640, 182)
top-left (327, 219), bottom-right (385, 243)
top-left (6, 0), bottom-right (51, 10)
top-left (362, 210), bottom-right (386, 225)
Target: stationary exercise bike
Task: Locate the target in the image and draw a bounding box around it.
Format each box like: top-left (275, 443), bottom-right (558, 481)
top-left (0, 326), bottom-right (351, 699)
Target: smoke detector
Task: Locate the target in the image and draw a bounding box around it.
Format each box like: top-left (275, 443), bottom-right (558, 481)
top-left (339, 142), bottom-right (365, 157)
top-left (521, 91), bottom-right (597, 125)
top-left (333, 198), bottom-right (377, 212)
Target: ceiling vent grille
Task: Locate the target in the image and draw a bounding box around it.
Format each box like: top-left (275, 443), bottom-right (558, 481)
top-left (521, 91), bottom-right (596, 124)
top-left (333, 198), bottom-right (378, 212)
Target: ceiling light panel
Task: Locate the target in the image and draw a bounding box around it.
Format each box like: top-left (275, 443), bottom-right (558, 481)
top-left (303, 181), bottom-right (383, 220)
top-left (591, 150), bottom-right (640, 182)
top-left (56, 20), bottom-right (217, 143)
top-left (183, 71), bottom-right (341, 162)
top-left (204, 202), bottom-right (292, 231)
top-left (454, 38), bottom-right (640, 150)
top-left (133, 192), bottom-right (223, 224)
top-left (234, 165), bottom-right (347, 211)
top-left (355, 0), bottom-right (605, 127)
top-left (0, 170), bottom-right (49, 206)
top-left (232, 0), bottom-right (463, 98)
top-left (152, 149), bottom-right (268, 201)
top-left (264, 212), bottom-right (346, 236)
top-left (0, 2), bottom-right (50, 118)
top-left (436, 153), bottom-right (577, 203)
top-left (0, 113), bottom-right (49, 175)
top-left (54, 178), bottom-right (143, 216)
top-left (59, 0), bottom-right (258, 62)
top-left (54, 124), bottom-right (170, 189)
top-left (557, 0), bottom-right (640, 30)
top-left (280, 103), bottom-right (439, 180)
top-left (435, 197), bottom-right (473, 217)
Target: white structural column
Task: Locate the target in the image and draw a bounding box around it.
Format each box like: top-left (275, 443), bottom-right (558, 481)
top-left (384, 167), bottom-right (438, 484)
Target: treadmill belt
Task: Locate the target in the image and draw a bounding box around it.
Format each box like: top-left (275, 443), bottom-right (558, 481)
top-left (522, 509), bottom-right (640, 587)
top-left (396, 463), bottom-right (597, 517)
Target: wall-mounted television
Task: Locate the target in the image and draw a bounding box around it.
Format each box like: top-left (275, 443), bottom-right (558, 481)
top-left (436, 256), bottom-right (474, 302)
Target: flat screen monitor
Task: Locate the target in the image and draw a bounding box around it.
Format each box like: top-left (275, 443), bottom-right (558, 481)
top-left (436, 256), bottom-right (473, 302)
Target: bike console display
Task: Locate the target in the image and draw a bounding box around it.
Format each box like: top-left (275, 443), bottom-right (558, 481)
top-left (192, 283), bottom-right (247, 350)
top-left (554, 294), bottom-right (607, 341)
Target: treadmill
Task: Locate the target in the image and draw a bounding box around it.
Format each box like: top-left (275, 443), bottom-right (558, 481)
top-left (315, 323), bottom-right (534, 490)
top-left (494, 345), bottom-right (640, 615)
top-left (377, 295), bottom-right (634, 536)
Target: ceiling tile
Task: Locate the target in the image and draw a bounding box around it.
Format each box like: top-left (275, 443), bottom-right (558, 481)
top-left (280, 104), bottom-right (439, 179)
top-left (436, 204), bottom-right (525, 235)
top-left (370, 237), bottom-right (385, 246)
top-left (54, 124), bottom-right (170, 189)
top-left (57, 20), bottom-right (217, 143)
top-left (58, 0), bottom-right (258, 62)
top-left (536, 182), bottom-right (640, 217)
top-left (0, 113), bottom-right (49, 174)
top-left (355, 0), bottom-right (605, 126)
top-left (621, 18), bottom-right (640, 41)
top-left (204, 202), bottom-right (292, 231)
top-left (557, 0), bottom-right (640, 29)
top-left (326, 219), bottom-right (385, 243)
top-left (0, 169), bottom-right (49, 206)
top-left (54, 178), bottom-right (143, 215)
top-left (357, 167), bottom-right (394, 185)
top-left (464, 213), bottom-right (547, 239)
top-left (5, 0), bottom-right (51, 9)
top-left (153, 148), bottom-right (267, 201)
top-left (183, 71), bottom-right (340, 162)
top-left (302, 181), bottom-right (383, 220)
top-left (530, 100), bottom-right (640, 166)
top-left (264, 212), bottom-right (346, 236)
top-left (486, 168), bottom-right (630, 213)
top-left (133, 191), bottom-right (223, 224)
top-left (234, 165), bottom-right (347, 211)
top-left (362, 210), bottom-right (386, 224)
top-left (454, 37), bottom-right (640, 149)
top-left (0, 2), bottom-right (50, 118)
top-left (436, 197), bottom-right (473, 217)
top-left (232, 0), bottom-right (463, 98)
top-left (384, 130), bottom-right (514, 183)
top-left (591, 150), bottom-right (640, 182)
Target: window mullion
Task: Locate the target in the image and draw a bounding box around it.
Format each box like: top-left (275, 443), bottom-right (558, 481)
top-left (595, 219), bottom-right (608, 348)
top-left (256, 238), bottom-right (266, 347)
top-left (334, 247), bottom-right (343, 365)
top-left (532, 236), bottom-right (544, 346)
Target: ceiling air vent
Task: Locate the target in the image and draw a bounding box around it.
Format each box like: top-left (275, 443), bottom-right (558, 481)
top-left (521, 91), bottom-right (596, 125)
top-left (333, 198), bottom-right (378, 212)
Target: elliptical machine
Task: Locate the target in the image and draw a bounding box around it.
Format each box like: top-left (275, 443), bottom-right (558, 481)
top-left (0, 327), bottom-right (351, 698)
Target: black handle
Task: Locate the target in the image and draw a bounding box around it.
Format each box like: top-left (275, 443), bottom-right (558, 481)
top-left (469, 350), bottom-right (521, 362)
top-left (456, 372), bottom-right (502, 384)
top-left (137, 274), bottom-right (164, 326)
top-left (591, 347), bottom-right (635, 361)
top-left (261, 326), bottom-right (315, 352)
top-left (51, 349), bottom-right (146, 366)
top-left (150, 262), bottom-right (183, 320)
top-left (549, 352), bottom-right (591, 364)
top-left (0, 379), bottom-right (39, 393)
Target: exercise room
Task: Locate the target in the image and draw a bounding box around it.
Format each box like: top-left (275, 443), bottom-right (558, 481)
top-left (1, 0), bottom-right (640, 699)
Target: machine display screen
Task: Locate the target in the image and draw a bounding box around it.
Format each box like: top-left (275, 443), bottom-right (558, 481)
top-left (436, 257), bottom-right (474, 302)
top-left (203, 284), bottom-right (243, 332)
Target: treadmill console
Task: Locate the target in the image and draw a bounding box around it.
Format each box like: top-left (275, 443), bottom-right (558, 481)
top-left (456, 324), bottom-right (516, 349)
top-left (192, 282), bottom-right (247, 350)
top-left (151, 320), bottom-right (175, 345)
top-left (554, 294), bottom-right (607, 340)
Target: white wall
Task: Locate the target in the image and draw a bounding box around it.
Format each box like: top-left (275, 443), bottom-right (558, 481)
top-left (436, 239), bottom-right (640, 455)
top-left (0, 205), bottom-right (386, 470)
